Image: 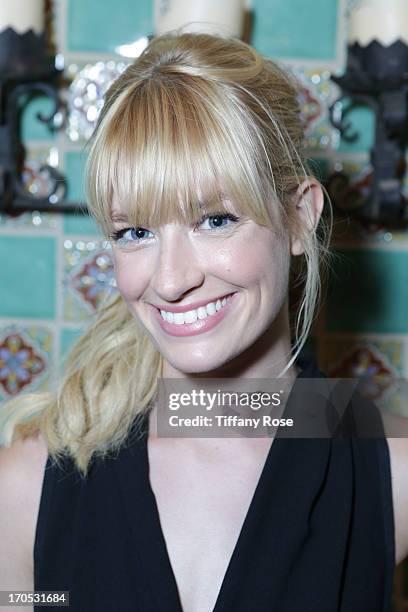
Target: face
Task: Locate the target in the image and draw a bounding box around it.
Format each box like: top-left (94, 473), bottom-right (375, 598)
top-left (110, 195), bottom-right (291, 377)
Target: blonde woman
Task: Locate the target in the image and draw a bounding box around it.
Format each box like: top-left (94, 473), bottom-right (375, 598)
top-left (1, 32), bottom-right (407, 612)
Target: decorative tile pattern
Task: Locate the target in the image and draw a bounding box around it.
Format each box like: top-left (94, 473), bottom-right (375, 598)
top-left (0, 147), bottom-right (61, 229)
top-left (291, 67), bottom-right (339, 151)
top-left (67, 60), bottom-right (129, 142)
top-left (0, 332), bottom-right (46, 396)
top-left (321, 337), bottom-right (406, 415)
top-left (63, 239), bottom-right (116, 321)
top-left (0, 325), bottom-right (53, 401)
top-left (71, 251), bottom-right (116, 310)
top-left (328, 343), bottom-right (396, 400)
top-left (22, 149), bottom-right (61, 199)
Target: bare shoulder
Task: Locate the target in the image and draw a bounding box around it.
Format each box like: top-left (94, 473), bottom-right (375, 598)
top-left (0, 432), bottom-right (48, 592)
top-left (381, 411), bottom-right (408, 565)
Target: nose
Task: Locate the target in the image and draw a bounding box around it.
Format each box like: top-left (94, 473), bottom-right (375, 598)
top-left (151, 225), bottom-right (205, 302)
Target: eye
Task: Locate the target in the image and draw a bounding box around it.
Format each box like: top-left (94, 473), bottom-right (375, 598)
top-left (109, 226), bottom-right (154, 246)
top-left (109, 212), bottom-right (240, 246)
top-left (197, 212), bottom-right (240, 230)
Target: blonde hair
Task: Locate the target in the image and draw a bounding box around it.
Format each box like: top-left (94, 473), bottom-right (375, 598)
top-left (0, 32), bottom-right (332, 475)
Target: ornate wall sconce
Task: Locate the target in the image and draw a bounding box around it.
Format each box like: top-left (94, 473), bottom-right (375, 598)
top-left (328, 0), bottom-right (408, 226)
top-left (0, 1), bottom-right (79, 214)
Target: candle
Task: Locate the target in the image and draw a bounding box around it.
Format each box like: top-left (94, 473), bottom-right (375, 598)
top-left (154, 0), bottom-right (245, 38)
top-left (348, 0), bottom-right (408, 46)
top-left (0, 0), bottom-right (44, 34)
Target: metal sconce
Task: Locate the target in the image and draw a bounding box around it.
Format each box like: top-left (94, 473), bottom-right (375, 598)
top-left (0, 25), bottom-right (81, 214)
top-left (328, 40), bottom-right (408, 225)
top-left (327, 0), bottom-right (408, 227)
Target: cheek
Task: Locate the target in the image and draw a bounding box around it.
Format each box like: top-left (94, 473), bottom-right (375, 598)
top-left (210, 230), bottom-right (289, 287)
top-left (113, 253), bottom-right (150, 300)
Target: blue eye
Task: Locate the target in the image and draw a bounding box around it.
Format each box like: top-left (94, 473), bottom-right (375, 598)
top-left (109, 212), bottom-right (240, 246)
top-left (109, 227), bottom-right (153, 245)
top-left (197, 212), bottom-right (240, 230)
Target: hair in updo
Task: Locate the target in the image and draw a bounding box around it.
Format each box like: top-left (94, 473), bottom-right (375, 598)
top-left (1, 32), bottom-right (331, 474)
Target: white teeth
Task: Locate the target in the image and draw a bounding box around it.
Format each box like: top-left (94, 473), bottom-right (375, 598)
top-left (159, 294), bottom-right (234, 324)
top-left (197, 306), bottom-right (207, 320)
top-left (206, 302), bottom-right (216, 315)
top-left (184, 309), bottom-right (198, 323)
top-left (173, 312), bottom-right (185, 325)
top-left (166, 311), bottom-right (174, 324)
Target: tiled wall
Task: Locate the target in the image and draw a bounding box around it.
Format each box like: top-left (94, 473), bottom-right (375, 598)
top-left (1, 0), bottom-right (407, 415)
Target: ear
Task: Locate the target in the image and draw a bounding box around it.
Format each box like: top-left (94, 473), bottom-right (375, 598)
top-left (290, 178), bottom-right (324, 256)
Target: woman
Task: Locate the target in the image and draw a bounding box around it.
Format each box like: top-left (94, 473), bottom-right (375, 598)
top-left (0, 32), bottom-right (407, 612)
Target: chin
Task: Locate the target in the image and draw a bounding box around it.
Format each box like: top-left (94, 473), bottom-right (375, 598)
top-left (163, 350), bottom-right (230, 376)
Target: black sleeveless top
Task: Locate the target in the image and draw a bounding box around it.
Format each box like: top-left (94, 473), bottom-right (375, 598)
top-left (34, 350), bottom-right (395, 611)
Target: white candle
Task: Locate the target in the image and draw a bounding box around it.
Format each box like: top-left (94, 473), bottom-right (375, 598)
top-left (154, 0), bottom-right (246, 38)
top-left (349, 0), bottom-right (408, 46)
top-left (0, 0), bottom-right (44, 34)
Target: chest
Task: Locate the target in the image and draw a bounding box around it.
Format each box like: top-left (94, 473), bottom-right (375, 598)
top-left (147, 438), bottom-right (272, 612)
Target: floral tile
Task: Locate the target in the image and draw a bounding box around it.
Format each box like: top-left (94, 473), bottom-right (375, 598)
top-left (0, 324), bottom-right (53, 403)
top-left (289, 66), bottom-right (340, 151)
top-left (66, 60), bottom-right (129, 143)
top-left (0, 147), bottom-right (62, 229)
top-left (63, 238), bottom-right (117, 321)
top-left (319, 336), bottom-right (407, 416)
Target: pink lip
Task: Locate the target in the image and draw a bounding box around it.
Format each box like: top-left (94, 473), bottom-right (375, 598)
top-left (151, 292), bottom-right (239, 337)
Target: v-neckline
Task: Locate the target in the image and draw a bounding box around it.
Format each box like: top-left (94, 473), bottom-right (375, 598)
top-left (143, 411), bottom-right (281, 612)
top-left (114, 352), bottom-right (319, 612)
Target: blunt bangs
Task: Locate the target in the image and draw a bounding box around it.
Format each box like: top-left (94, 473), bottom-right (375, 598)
top-left (86, 68), bottom-right (284, 238)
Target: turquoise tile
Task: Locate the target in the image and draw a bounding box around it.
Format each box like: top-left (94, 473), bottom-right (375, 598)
top-left (63, 212), bottom-right (102, 236)
top-left (65, 151), bottom-right (87, 204)
top-left (337, 104), bottom-right (375, 153)
top-left (21, 96), bottom-right (56, 142)
top-left (252, 0), bottom-right (338, 60)
top-left (67, 0), bottom-right (153, 53)
top-left (61, 327), bottom-right (86, 359)
top-left (63, 151), bottom-right (104, 236)
top-left (0, 236), bottom-right (56, 318)
top-left (326, 250), bottom-right (408, 334)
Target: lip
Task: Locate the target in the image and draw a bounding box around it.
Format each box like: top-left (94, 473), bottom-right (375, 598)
top-left (151, 292), bottom-right (239, 337)
top-left (152, 292), bottom-right (235, 313)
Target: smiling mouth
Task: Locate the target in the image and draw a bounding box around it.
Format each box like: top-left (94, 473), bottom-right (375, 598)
top-left (157, 293), bottom-right (236, 325)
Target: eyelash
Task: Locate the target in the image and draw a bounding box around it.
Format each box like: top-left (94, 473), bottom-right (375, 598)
top-left (109, 212), bottom-right (240, 246)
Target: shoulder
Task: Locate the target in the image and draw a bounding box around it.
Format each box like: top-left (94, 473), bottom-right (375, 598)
top-left (0, 431), bottom-right (48, 497)
top-left (0, 432), bottom-right (48, 589)
top-left (381, 412), bottom-right (408, 565)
